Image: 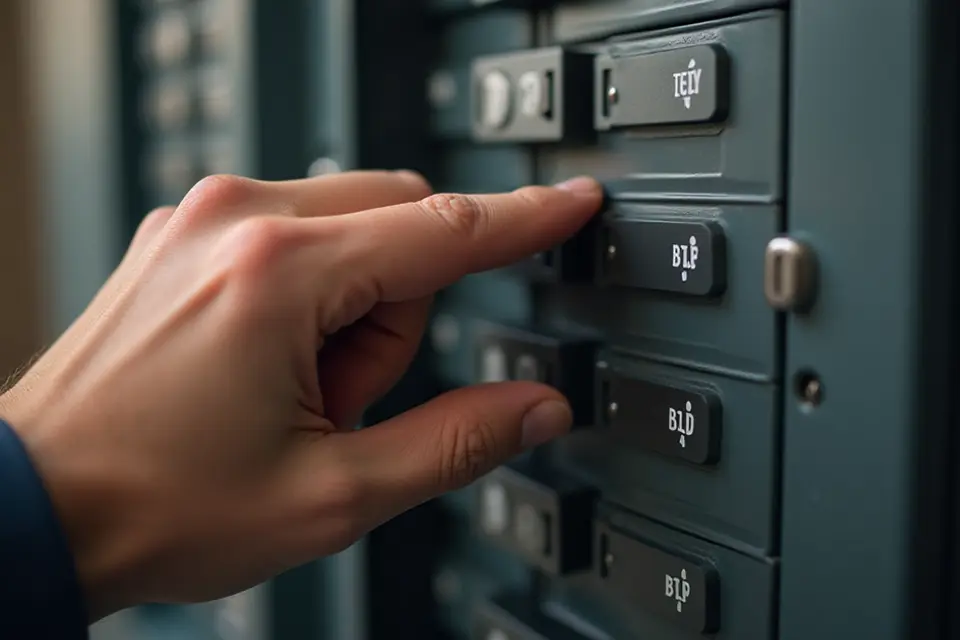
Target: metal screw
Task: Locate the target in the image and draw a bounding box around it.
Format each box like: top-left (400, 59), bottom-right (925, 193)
top-left (607, 401), bottom-right (618, 418)
top-left (605, 553), bottom-right (615, 567)
top-left (795, 370), bottom-right (824, 408)
top-left (606, 244), bottom-right (617, 260)
top-left (802, 378), bottom-right (822, 405)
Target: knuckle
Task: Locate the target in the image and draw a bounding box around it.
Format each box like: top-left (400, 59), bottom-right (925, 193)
top-left (439, 417), bottom-right (498, 490)
top-left (179, 174), bottom-right (259, 224)
top-left (418, 193), bottom-right (486, 239)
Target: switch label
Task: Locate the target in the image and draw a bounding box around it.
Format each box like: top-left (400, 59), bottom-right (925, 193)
top-left (598, 44), bottom-right (729, 129)
top-left (668, 401), bottom-right (695, 449)
top-left (671, 235), bottom-right (700, 283)
top-left (673, 58), bottom-right (702, 110)
top-left (665, 568), bottom-right (692, 612)
top-left (599, 367), bottom-right (721, 465)
top-left (600, 217), bottom-right (726, 297)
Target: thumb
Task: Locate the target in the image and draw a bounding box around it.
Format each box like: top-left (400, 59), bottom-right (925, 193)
top-left (331, 382), bottom-right (572, 522)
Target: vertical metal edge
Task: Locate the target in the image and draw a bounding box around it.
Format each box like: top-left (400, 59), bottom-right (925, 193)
top-left (326, 0), bottom-right (357, 170)
top-left (911, 0), bottom-right (959, 638)
top-left (235, 0), bottom-right (256, 178)
top-left (780, 0), bottom-right (926, 638)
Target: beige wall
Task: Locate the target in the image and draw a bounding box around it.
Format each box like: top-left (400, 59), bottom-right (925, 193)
top-left (0, 0), bottom-right (45, 379)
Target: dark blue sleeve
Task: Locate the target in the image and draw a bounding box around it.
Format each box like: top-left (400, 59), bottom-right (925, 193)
top-left (0, 419), bottom-right (88, 639)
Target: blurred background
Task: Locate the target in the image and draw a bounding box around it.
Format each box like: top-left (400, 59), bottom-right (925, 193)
top-left (0, 1), bottom-right (383, 638)
top-left (1, 1), bottom-right (516, 638)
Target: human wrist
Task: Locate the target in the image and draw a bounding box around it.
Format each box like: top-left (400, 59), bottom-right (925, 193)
top-left (1, 389), bottom-right (156, 620)
top-left (37, 440), bottom-right (147, 619)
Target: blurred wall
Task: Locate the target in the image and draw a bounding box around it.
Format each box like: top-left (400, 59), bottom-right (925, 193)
top-left (0, 0), bottom-right (45, 379)
top-left (24, 0), bottom-right (121, 336)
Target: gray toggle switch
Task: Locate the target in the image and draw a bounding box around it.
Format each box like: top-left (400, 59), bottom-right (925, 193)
top-left (599, 218), bottom-right (727, 297)
top-left (597, 44), bottom-right (729, 130)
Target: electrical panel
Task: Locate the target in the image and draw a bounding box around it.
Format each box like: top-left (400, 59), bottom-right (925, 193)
top-left (358, 1), bottom-right (960, 640)
top-left (101, 0), bottom-right (958, 638)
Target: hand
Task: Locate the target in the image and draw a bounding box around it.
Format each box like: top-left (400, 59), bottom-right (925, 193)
top-left (0, 170), bottom-right (602, 620)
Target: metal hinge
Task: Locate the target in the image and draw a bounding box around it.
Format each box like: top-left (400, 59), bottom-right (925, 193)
top-left (764, 236), bottom-right (818, 312)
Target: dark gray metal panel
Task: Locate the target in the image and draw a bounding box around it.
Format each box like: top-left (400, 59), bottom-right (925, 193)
top-left (439, 9), bottom-right (534, 60)
top-left (429, 65), bottom-right (473, 139)
top-left (550, 0), bottom-right (785, 43)
top-left (538, 204), bottom-right (780, 380)
top-left (780, 0), bottom-right (927, 638)
top-left (539, 11), bottom-right (785, 203)
top-left (441, 144), bottom-right (535, 192)
top-left (555, 354), bottom-right (778, 554)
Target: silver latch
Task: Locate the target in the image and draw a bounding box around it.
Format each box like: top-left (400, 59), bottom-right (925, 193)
top-left (764, 236), bottom-right (818, 312)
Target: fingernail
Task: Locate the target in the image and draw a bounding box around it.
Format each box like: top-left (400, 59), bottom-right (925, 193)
top-left (521, 400), bottom-right (573, 448)
top-left (553, 176), bottom-right (600, 195)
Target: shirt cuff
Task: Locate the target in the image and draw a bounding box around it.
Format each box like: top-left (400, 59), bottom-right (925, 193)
top-left (0, 419), bottom-right (88, 639)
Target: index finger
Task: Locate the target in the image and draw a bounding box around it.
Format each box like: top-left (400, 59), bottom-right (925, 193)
top-left (333, 176), bottom-right (603, 301)
top-left (267, 170), bottom-right (433, 217)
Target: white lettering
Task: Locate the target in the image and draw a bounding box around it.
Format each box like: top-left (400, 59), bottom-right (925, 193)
top-left (672, 236), bottom-right (699, 283)
top-left (674, 59), bottom-right (701, 109)
top-left (670, 401), bottom-right (696, 448)
top-left (665, 569), bottom-right (692, 613)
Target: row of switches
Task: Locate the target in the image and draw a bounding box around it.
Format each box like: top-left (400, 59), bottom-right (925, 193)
top-left (476, 464), bottom-right (721, 634)
top-left (472, 44), bottom-right (729, 143)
